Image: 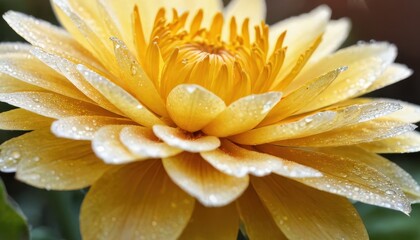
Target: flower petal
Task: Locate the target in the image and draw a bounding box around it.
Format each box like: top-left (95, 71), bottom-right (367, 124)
top-left (16, 136), bottom-right (110, 190)
top-left (163, 152), bottom-right (249, 207)
top-left (120, 126), bottom-right (182, 158)
top-left (3, 11), bottom-right (100, 69)
top-left (0, 53), bottom-right (90, 102)
top-left (179, 203), bottom-right (239, 240)
top-left (200, 139), bottom-right (321, 178)
top-left (0, 91), bottom-right (114, 119)
top-left (92, 125), bottom-right (143, 164)
top-left (224, 0), bottom-right (266, 29)
top-left (262, 67), bottom-right (344, 125)
top-left (111, 37), bottom-right (167, 116)
top-left (311, 18), bottom-right (351, 61)
top-left (167, 84), bottom-right (226, 132)
top-left (358, 132), bottom-right (420, 153)
top-left (0, 108), bottom-right (53, 130)
top-left (252, 175), bottom-right (368, 240)
top-left (258, 146), bottom-right (412, 213)
top-left (269, 5), bottom-right (330, 76)
top-left (31, 48), bottom-right (122, 114)
top-left (77, 65), bottom-right (164, 127)
top-left (230, 111), bottom-right (336, 145)
top-left (81, 160), bottom-right (195, 240)
top-left (203, 92), bottom-right (282, 137)
top-left (153, 125), bottom-right (220, 153)
top-left (364, 63), bottom-right (413, 94)
top-left (276, 119), bottom-right (416, 147)
top-left (383, 99), bottom-right (420, 123)
top-left (51, 116), bottom-right (134, 140)
top-left (318, 147), bottom-right (420, 203)
top-left (236, 186), bottom-right (287, 240)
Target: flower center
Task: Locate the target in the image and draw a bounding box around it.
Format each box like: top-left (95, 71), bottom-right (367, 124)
top-left (132, 7), bottom-right (321, 103)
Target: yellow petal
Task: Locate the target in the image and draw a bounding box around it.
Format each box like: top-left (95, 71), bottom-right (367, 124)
top-left (14, 132), bottom-right (110, 190)
top-left (0, 108), bottom-right (53, 130)
top-left (203, 92), bottom-right (282, 137)
top-left (31, 48), bottom-right (122, 114)
top-left (200, 139), bottom-right (321, 178)
top-left (269, 5), bottom-right (330, 77)
top-left (317, 147), bottom-right (420, 203)
top-left (179, 202), bottom-right (239, 240)
top-left (299, 57), bottom-right (386, 112)
top-left (81, 160), bottom-right (195, 240)
top-left (52, 0), bottom-right (117, 72)
top-left (0, 73), bottom-right (45, 93)
top-left (0, 91), bottom-right (114, 119)
top-left (120, 126), bottom-right (182, 158)
top-left (236, 186), bottom-right (287, 240)
top-left (77, 65), bottom-right (164, 127)
top-left (262, 67), bottom-right (344, 125)
top-left (358, 132), bottom-right (420, 153)
top-left (383, 99), bottom-right (420, 123)
top-left (3, 11), bottom-right (100, 69)
top-left (167, 84), bottom-right (226, 132)
top-left (223, 0), bottom-right (266, 31)
top-left (363, 63), bottom-right (413, 94)
top-left (230, 111), bottom-right (336, 145)
top-left (0, 43), bottom-right (31, 55)
top-left (111, 37), bottom-right (167, 116)
top-left (92, 125), bottom-right (143, 164)
top-left (0, 52), bottom-right (90, 102)
top-left (311, 18), bottom-right (351, 61)
top-left (163, 152), bottom-right (249, 207)
top-left (276, 119), bottom-right (416, 147)
top-left (51, 116), bottom-right (134, 140)
top-left (258, 145), bottom-right (411, 213)
top-left (153, 125), bottom-right (220, 153)
top-left (252, 175), bottom-right (368, 240)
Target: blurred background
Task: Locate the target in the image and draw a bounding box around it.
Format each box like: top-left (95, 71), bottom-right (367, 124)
top-left (0, 0), bottom-right (420, 239)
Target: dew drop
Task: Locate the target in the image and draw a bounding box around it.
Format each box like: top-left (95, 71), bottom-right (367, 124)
top-left (385, 189), bottom-right (396, 195)
top-left (11, 151), bottom-right (21, 159)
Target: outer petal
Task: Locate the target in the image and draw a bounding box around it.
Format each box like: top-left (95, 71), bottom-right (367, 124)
top-left (3, 11), bottom-right (100, 69)
top-left (311, 18), bottom-right (351, 61)
top-left (153, 125), bottom-right (220, 153)
top-left (31, 48), bottom-right (122, 114)
top-left (77, 65), bottom-right (164, 127)
top-left (230, 111), bottom-right (336, 145)
top-left (16, 137), bottom-right (110, 190)
top-left (0, 53), bottom-right (90, 102)
top-left (223, 0), bottom-right (266, 29)
top-left (120, 126), bottom-right (183, 158)
top-left (51, 116), bottom-right (134, 140)
top-left (0, 92), bottom-right (114, 119)
top-left (262, 67), bottom-right (344, 125)
top-left (258, 146), bottom-right (411, 213)
top-left (317, 147), bottom-right (420, 203)
top-left (0, 108), bottom-right (53, 130)
top-left (252, 175), bottom-right (368, 240)
top-left (162, 152), bottom-right (249, 207)
top-left (81, 161), bottom-right (195, 240)
top-left (166, 84), bottom-right (226, 132)
top-left (203, 92), bottom-right (281, 137)
top-left (200, 139), bottom-right (321, 178)
top-left (179, 203), bottom-right (239, 240)
top-left (92, 125), bottom-right (144, 164)
top-left (236, 186), bottom-right (288, 240)
top-left (363, 63), bottom-right (413, 94)
top-left (358, 131), bottom-right (420, 153)
top-left (276, 119), bottom-right (416, 147)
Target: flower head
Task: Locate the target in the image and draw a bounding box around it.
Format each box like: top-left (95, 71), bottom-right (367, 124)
top-left (1, 0), bottom-right (420, 239)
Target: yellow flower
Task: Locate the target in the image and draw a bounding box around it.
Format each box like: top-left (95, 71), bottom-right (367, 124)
top-left (1, 0), bottom-right (419, 239)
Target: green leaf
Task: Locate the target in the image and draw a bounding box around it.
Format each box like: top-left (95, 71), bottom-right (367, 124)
top-left (0, 177), bottom-right (29, 240)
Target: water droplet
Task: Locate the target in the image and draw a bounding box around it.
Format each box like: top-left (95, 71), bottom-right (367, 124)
top-left (130, 65), bottom-right (138, 75)
top-left (385, 189), bottom-right (396, 195)
top-left (11, 151), bottom-right (21, 159)
top-left (182, 58), bottom-right (188, 64)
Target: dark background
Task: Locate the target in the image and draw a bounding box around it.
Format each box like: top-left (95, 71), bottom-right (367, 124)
top-left (0, 0), bottom-right (420, 239)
